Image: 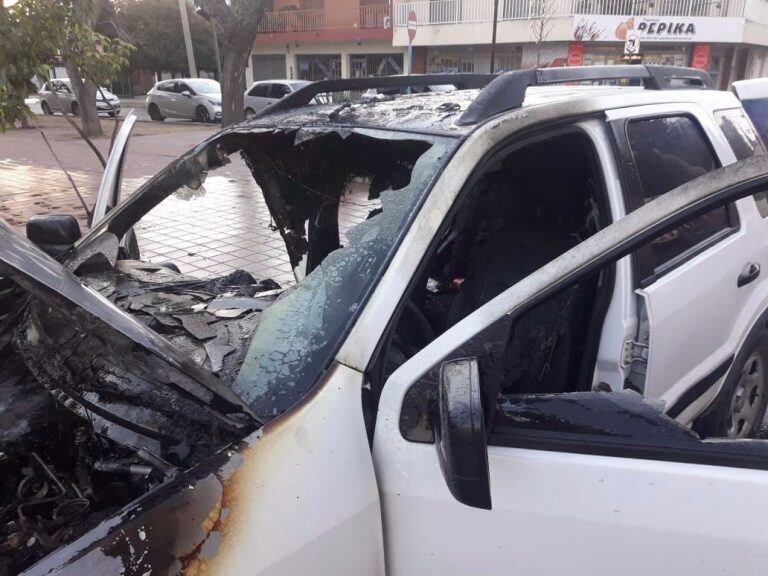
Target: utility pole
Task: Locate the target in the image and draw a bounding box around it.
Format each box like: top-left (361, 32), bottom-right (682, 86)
top-left (211, 20), bottom-right (222, 81)
top-left (178, 0), bottom-right (198, 78)
top-left (490, 0), bottom-right (499, 73)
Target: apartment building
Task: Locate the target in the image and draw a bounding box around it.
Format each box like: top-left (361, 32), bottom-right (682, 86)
top-left (392, 0), bottom-right (768, 87)
top-left (248, 0), bottom-right (768, 88)
top-left (247, 1), bottom-right (404, 85)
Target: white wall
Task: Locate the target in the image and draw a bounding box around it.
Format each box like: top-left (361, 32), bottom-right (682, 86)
top-left (393, 16), bottom-right (575, 47)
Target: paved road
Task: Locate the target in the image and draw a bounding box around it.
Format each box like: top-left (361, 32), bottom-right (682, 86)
top-left (25, 96), bottom-right (214, 125)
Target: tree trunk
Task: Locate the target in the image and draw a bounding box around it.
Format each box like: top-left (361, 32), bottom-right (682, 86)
top-left (220, 47), bottom-right (250, 127)
top-left (65, 61), bottom-right (103, 138)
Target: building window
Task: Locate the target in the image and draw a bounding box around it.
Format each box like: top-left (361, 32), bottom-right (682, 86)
top-left (496, 53), bottom-right (522, 72)
top-left (297, 54), bottom-right (341, 81)
top-left (350, 54), bottom-right (404, 78)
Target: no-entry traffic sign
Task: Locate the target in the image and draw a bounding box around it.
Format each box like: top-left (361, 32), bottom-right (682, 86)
top-left (407, 10), bottom-right (417, 41)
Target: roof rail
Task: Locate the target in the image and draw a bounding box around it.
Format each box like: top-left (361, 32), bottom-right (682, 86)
top-left (254, 73), bottom-right (496, 119)
top-left (457, 65), bottom-right (714, 126)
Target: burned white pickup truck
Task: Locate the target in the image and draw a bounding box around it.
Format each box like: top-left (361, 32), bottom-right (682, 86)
top-left (4, 68), bottom-right (768, 576)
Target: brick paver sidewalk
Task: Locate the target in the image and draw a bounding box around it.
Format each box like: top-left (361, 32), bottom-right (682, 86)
top-left (0, 117), bottom-right (374, 286)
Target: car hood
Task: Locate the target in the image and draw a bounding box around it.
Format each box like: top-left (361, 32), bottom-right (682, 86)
top-left (98, 89), bottom-right (118, 101)
top-left (0, 218), bottom-right (259, 426)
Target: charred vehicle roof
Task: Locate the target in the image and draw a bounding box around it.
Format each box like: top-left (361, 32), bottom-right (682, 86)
top-left (238, 90), bottom-right (480, 136)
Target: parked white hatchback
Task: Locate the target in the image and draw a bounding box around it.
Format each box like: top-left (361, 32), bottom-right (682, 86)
top-left (39, 78), bottom-right (121, 117)
top-left (146, 78), bottom-right (222, 123)
top-left (243, 79), bottom-right (311, 116)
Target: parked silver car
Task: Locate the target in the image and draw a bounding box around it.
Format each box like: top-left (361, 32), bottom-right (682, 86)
top-left (244, 80), bottom-right (311, 116)
top-left (146, 78), bottom-right (221, 123)
top-left (39, 78), bottom-right (121, 117)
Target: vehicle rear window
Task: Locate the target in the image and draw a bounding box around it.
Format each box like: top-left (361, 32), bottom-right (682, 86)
top-left (716, 109), bottom-right (764, 161)
top-left (271, 83), bottom-right (291, 98)
top-left (716, 108), bottom-right (768, 218)
top-left (626, 115), bottom-right (732, 273)
top-left (249, 84), bottom-right (269, 97)
top-left (741, 98), bottom-right (768, 146)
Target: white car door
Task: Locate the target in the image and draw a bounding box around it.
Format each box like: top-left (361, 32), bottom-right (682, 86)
top-left (372, 158), bottom-right (768, 576)
top-left (607, 104), bottom-right (768, 426)
top-left (174, 81), bottom-right (198, 118)
top-left (156, 81), bottom-right (177, 117)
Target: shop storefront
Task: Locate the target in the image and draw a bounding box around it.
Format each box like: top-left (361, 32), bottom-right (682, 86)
top-left (580, 43), bottom-right (690, 66)
top-left (426, 45), bottom-right (522, 73)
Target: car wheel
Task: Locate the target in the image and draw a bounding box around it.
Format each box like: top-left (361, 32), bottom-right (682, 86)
top-left (107, 110), bottom-right (118, 117)
top-left (245, 107), bottom-right (256, 118)
top-left (71, 101), bottom-right (79, 116)
top-left (697, 327), bottom-right (768, 438)
top-left (195, 106), bottom-right (211, 123)
top-left (147, 103), bottom-right (164, 122)
top-left (41, 101), bottom-right (53, 115)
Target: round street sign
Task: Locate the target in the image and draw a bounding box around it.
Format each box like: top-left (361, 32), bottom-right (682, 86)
top-left (407, 10), bottom-right (417, 41)
top-left (624, 32), bottom-right (640, 55)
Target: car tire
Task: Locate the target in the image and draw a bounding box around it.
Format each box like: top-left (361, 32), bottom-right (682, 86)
top-left (147, 103), bottom-right (164, 122)
top-left (71, 101), bottom-right (79, 116)
top-left (41, 101), bottom-right (53, 115)
top-left (195, 106), bottom-right (211, 123)
top-left (107, 111), bottom-right (117, 118)
top-left (696, 326), bottom-right (768, 439)
top-left (245, 107), bottom-right (256, 118)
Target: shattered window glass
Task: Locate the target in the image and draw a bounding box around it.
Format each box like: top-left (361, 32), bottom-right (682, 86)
top-left (233, 128), bottom-right (454, 418)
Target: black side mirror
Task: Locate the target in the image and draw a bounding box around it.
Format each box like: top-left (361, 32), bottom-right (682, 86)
top-left (26, 214), bottom-right (81, 257)
top-left (431, 357), bottom-right (492, 510)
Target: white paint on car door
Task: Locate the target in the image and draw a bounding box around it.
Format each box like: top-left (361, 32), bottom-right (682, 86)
top-left (373, 300), bottom-right (768, 576)
top-left (608, 103), bottom-right (768, 419)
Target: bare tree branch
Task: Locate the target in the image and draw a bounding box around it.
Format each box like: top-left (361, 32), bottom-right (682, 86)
top-left (37, 125), bottom-right (93, 223)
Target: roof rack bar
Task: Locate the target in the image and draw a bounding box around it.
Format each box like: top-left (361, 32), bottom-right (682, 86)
top-left (254, 73), bottom-right (496, 119)
top-left (457, 65), bottom-right (714, 126)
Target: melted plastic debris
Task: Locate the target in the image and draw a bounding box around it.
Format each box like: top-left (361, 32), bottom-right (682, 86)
top-left (93, 267), bottom-right (282, 378)
top-left (174, 183), bottom-right (208, 201)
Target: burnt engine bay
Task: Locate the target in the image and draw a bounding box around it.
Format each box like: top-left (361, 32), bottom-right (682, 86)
top-left (0, 260), bottom-right (281, 574)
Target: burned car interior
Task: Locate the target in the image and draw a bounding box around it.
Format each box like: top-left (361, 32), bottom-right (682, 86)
top-left (380, 130), bottom-right (611, 393)
top-left (0, 121), bottom-right (452, 573)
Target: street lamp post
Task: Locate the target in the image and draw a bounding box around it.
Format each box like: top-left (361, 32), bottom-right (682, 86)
top-left (490, 0), bottom-right (499, 73)
top-left (178, 0), bottom-right (198, 78)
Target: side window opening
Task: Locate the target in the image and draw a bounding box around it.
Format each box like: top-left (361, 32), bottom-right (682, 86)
top-left (249, 84), bottom-right (270, 98)
top-left (378, 130), bottom-right (611, 407)
top-left (401, 238), bottom-right (768, 456)
top-left (624, 115), bottom-right (736, 281)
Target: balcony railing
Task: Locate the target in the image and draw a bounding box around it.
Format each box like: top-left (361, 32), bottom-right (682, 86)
top-left (258, 9), bottom-right (325, 32)
top-left (258, 5), bottom-right (392, 33)
top-left (393, 0), bottom-right (746, 25)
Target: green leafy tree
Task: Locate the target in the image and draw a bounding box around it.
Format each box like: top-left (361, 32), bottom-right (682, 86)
top-left (0, 0), bottom-right (63, 130)
top-left (195, 0), bottom-right (268, 126)
top-left (0, 0), bottom-right (133, 138)
top-left (62, 0), bottom-right (134, 138)
top-left (115, 0), bottom-right (217, 78)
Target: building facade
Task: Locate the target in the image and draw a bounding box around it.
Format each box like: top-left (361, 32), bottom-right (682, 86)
top-left (247, 1), bottom-right (404, 85)
top-left (248, 0), bottom-right (768, 88)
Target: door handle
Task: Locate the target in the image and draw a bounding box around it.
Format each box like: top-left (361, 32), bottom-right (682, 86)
top-left (738, 262), bottom-right (761, 287)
